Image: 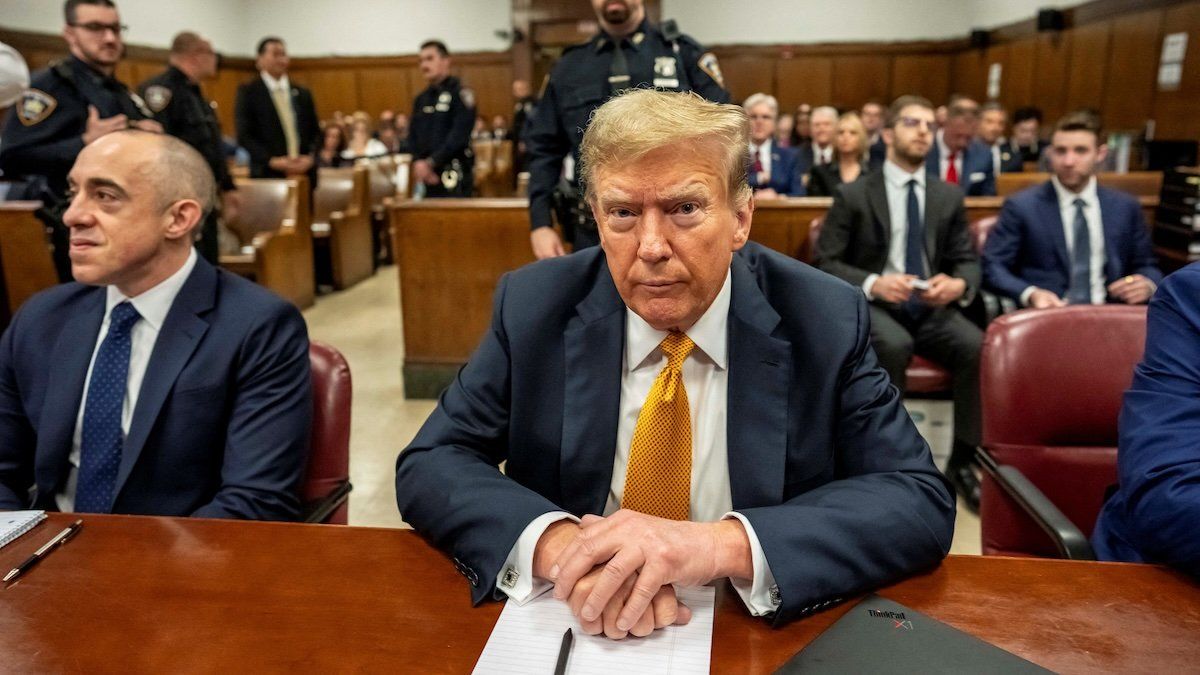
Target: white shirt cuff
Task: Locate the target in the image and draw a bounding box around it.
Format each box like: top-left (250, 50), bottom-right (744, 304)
top-left (496, 511), bottom-right (579, 605)
top-left (1019, 285), bottom-right (1037, 307)
top-left (862, 274), bottom-right (880, 301)
top-left (723, 512), bottom-right (781, 616)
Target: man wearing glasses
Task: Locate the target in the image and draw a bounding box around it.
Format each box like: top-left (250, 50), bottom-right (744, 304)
top-left (0, 0), bottom-right (161, 281)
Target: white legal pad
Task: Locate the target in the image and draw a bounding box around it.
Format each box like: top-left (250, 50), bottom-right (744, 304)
top-left (473, 585), bottom-right (715, 674)
top-left (0, 510), bottom-right (46, 550)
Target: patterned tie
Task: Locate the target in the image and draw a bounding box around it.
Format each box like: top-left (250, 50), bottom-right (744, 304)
top-left (1067, 197), bottom-right (1092, 304)
top-left (752, 145), bottom-right (764, 180)
top-left (903, 179), bottom-right (930, 319)
top-left (76, 302), bottom-right (141, 513)
top-left (945, 151), bottom-right (959, 184)
top-left (621, 332), bottom-right (695, 521)
top-left (270, 84), bottom-right (300, 158)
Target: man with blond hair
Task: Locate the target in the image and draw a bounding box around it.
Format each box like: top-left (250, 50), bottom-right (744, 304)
top-left (397, 89), bottom-right (954, 637)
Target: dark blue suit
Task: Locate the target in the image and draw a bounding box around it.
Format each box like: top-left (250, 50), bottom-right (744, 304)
top-left (0, 257), bottom-right (312, 520)
top-left (748, 141), bottom-right (803, 196)
top-left (395, 243), bottom-right (955, 623)
top-left (926, 139), bottom-right (996, 196)
top-left (983, 182), bottom-right (1162, 303)
top-left (1092, 262), bottom-right (1200, 575)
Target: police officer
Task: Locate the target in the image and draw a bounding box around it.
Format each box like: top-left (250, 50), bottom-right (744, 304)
top-left (526, 0), bottom-right (730, 259)
top-left (408, 40), bottom-right (475, 198)
top-left (0, 0), bottom-right (161, 280)
top-left (139, 31), bottom-right (239, 265)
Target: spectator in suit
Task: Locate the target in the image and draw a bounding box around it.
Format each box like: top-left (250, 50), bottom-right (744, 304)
top-left (0, 130), bottom-right (311, 519)
top-left (1008, 106), bottom-right (1047, 165)
top-left (983, 110), bottom-right (1162, 308)
top-left (1092, 261), bottom-right (1200, 576)
top-left (861, 100), bottom-right (887, 169)
top-left (395, 89), bottom-right (954, 637)
top-left (796, 105), bottom-right (837, 190)
top-left (377, 118), bottom-right (402, 154)
top-left (394, 112), bottom-right (410, 145)
top-left (234, 37), bottom-right (320, 188)
top-left (818, 95), bottom-right (983, 512)
top-left (978, 102), bottom-right (1022, 175)
top-left (775, 113), bottom-right (794, 148)
top-left (743, 93), bottom-right (802, 197)
top-left (789, 103), bottom-right (811, 146)
top-left (926, 102), bottom-right (996, 196)
top-left (807, 111), bottom-right (869, 197)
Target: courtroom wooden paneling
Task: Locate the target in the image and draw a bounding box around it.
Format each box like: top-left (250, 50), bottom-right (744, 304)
top-left (1000, 40), bottom-right (1036, 113)
top-left (831, 55), bottom-right (892, 110)
top-left (1031, 32), bottom-right (1073, 125)
top-left (1153, 3), bottom-right (1200, 139)
top-left (713, 53), bottom-right (776, 104)
top-left (1064, 21), bottom-right (1112, 115)
top-left (996, 172), bottom-right (1165, 198)
top-left (775, 56), bottom-right (833, 112)
top-left (1103, 9), bottom-right (1166, 131)
top-left (890, 54), bottom-right (952, 104)
top-left (950, 48), bottom-right (990, 103)
top-left (356, 66), bottom-right (414, 117)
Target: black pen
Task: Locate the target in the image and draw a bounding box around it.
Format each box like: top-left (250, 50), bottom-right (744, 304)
top-left (553, 627), bottom-right (573, 675)
top-left (4, 519), bottom-right (83, 583)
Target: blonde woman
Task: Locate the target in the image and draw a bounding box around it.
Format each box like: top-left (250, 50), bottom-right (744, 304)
top-left (807, 111), bottom-right (869, 197)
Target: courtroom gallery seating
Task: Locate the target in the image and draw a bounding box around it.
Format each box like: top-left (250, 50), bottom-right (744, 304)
top-left (996, 171), bottom-right (1164, 198)
top-left (0, 201), bottom-right (59, 331)
top-left (304, 340), bottom-right (354, 524)
top-left (220, 176), bottom-right (316, 309)
top-left (977, 305), bottom-right (1147, 559)
top-left (313, 166), bottom-right (374, 289)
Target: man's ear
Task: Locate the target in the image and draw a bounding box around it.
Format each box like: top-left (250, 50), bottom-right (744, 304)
top-left (163, 199), bottom-right (204, 241)
top-left (732, 195), bottom-right (753, 251)
top-left (1094, 143), bottom-right (1109, 166)
top-left (882, 127), bottom-right (894, 147)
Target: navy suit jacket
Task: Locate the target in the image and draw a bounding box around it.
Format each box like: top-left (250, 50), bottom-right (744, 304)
top-left (926, 139), bottom-right (996, 196)
top-left (0, 257), bottom-right (312, 519)
top-left (982, 181), bottom-right (1162, 302)
top-left (748, 141), bottom-right (804, 196)
top-left (1092, 262), bottom-right (1200, 576)
top-left (395, 243), bottom-right (955, 623)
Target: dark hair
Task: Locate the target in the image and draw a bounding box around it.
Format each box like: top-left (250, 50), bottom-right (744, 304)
top-left (1012, 106), bottom-right (1043, 125)
top-left (1054, 109), bottom-right (1103, 140)
top-left (64, 0), bottom-right (116, 24)
top-left (945, 102), bottom-right (979, 122)
top-left (981, 101), bottom-right (1006, 114)
top-left (885, 95), bottom-right (934, 128)
top-left (256, 36), bottom-right (285, 56)
top-left (420, 40), bottom-right (449, 57)
top-left (170, 31), bottom-right (206, 56)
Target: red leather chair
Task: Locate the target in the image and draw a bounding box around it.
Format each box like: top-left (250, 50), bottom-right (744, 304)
top-left (304, 341), bottom-right (353, 524)
top-left (979, 305), bottom-right (1147, 558)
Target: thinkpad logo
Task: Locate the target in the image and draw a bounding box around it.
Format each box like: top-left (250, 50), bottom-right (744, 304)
top-left (868, 608), bottom-right (914, 630)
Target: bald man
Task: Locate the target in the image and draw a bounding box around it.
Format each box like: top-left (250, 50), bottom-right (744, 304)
top-left (0, 130), bottom-right (312, 520)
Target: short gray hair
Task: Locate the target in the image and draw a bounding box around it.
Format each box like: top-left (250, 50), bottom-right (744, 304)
top-left (811, 106), bottom-right (838, 123)
top-left (742, 93), bottom-right (778, 116)
top-left (120, 130), bottom-right (217, 218)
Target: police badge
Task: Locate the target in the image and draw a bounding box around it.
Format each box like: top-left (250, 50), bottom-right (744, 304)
top-left (653, 56), bottom-right (679, 89)
top-left (17, 89), bottom-right (57, 126)
top-left (144, 85), bottom-right (172, 113)
top-left (697, 52), bottom-right (725, 89)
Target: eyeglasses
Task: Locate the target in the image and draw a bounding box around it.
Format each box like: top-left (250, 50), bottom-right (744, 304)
top-left (896, 116), bottom-right (934, 131)
top-left (70, 22), bottom-right (128, 36)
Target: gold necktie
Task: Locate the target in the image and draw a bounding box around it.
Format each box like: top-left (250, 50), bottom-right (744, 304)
top-left (270, 85), bottom-right (300, 158)
top-left (621, 332), bottom-right (695, 520)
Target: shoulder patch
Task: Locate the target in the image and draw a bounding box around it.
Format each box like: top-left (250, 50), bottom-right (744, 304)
top-left (127, 91), bottom-right (154, 117)
top-left (17, 89), bottom-right (57, 126)
top-left (144, 85), bottom-right (172, 113)
top-left (461, 87), bottom-right (476, 109)
top-left (697, 52), bottom-right (725, 89)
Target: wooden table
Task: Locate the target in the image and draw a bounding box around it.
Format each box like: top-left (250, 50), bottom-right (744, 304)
top-left (3, 513), bottom-right (1198, 673)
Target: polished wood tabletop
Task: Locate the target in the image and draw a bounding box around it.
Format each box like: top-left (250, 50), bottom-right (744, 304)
top-left (2, 513), bottom-right (1199, 673)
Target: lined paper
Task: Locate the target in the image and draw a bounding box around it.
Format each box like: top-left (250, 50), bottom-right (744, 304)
top-left (473, 586), bottom-right (715, 674)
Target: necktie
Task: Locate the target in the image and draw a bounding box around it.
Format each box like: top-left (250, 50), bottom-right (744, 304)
top-left (1067, 198), bottom-right (1092, 304)
top-left (608, 38), bottom-right (630, 95)
top-left (621, 332), bottom-right (695, 521)
top-left (270, 84), bottom-right (300, 158)
top-left (903, 179), bottom-right (930, 319)
top-left (76, 302), bottom-right (141, 513)
top-left (945, 151), bottom-right (959, 184)
top-left (751, 145), bottom-right (764, 179)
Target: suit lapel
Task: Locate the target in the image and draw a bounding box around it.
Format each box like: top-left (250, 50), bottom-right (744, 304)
top-left (114, 260), bottom-right (216, 499)
top-left (1038, 182), bottom-right (1071, 273)
top-left (865, 171), bottom-right (891, 248)
top-left (924, 180), bottom-right (942, 268)
top-left (560, 262), bottom-right (624, 516)
top-left (726, 257), bottom-right (790, 509)
top-left (35, 291), bottom-right (106, 493)
top-left (1097, 187), bottom-right (1120, 282)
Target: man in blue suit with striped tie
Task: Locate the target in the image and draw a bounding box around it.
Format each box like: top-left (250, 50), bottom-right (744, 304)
top-left (983, 110), bottom-right (1161, 309)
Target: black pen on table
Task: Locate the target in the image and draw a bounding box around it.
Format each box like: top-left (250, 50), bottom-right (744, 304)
top-left (4, 519), bottom-right (84, 583)
top-left (553, 627), bottom-right (573, 675)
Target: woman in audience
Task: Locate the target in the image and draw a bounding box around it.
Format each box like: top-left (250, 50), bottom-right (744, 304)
top-left (790, 103), bottom-right (812, 146)
top-left (776, 113), bottom-right (795, 148)
top-left (318, 123), bottom-right (348, 168)
top-left (806, 111), bottom-right (869, 197)
top-left (341, 117), bottom-right (388, 161)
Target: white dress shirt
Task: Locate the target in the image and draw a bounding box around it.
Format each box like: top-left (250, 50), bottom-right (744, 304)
top-left (498, 271), bottom-right (781, 616)
top-left (749, 140), bottom-right (774, 184)
top-left (260, 71), bottom-right (291, 96)
top-left (935, 130), bottom-right (963, 182)
top-left (1020, 177), bottom-right (1106, 306)
top-left (57, 249), bottom-right (198, 511)
top-left (812, 143), bottom-right (832, 166)
top-left (863, 160), bottom-right (927, 299)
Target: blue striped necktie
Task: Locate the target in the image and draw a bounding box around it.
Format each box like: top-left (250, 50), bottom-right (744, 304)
top-left (1067, 198), bottom-right (1092, 304)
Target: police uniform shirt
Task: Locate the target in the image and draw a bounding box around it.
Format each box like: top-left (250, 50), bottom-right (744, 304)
top-left (408, 75), bottom-right (475, 173)
top-left (140, 66), bottom-right (234, 192)
top-left (523, 18), bottom-right (730, 231)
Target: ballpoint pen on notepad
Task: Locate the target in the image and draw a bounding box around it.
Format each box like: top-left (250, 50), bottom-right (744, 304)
top-left (3, 519), bottom-right (83, 583)
top-left (554, 628), bottom-right (573, 675)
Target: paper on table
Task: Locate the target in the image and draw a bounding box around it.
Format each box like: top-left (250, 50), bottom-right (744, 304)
top-left (473, 585), bottom-right (715, 675)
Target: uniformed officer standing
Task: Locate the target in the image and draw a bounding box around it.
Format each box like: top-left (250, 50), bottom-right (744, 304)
top-left (526, 0), bottom-right (730, 258)
top-left (139, 31), bottom-right (239, 264)
top-left (408, 40), bottom-right (475, 198)
top-left (0, 0), bottom-right (162, 280)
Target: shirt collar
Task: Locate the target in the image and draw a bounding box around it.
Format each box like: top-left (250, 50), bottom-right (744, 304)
top-left (936, 130), bottom-right (952, 157)
top-left (1051, 174), bottom-right (1098, 207)
top-left (104, 248), bottom-right (197, 332)
top-left (884, 158), bottom-right (924, 190)
top-left (625, 268), bottom-right (731, 373)
top-left (260, 71), bottom-right (290, 92)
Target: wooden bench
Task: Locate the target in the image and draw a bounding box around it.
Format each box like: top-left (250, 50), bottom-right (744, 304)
top-left (357, 154), bottom-right (411, 266)
top-left (0, 201), bottom-right (59, 331)
top-left (314, 166), bottom-right (373, 289)
top-left (471, 140), bottom-right (514, 197)
top-left (220, 177), bottom-right (315, 309)
top-left (997, 171), bottom-right (1163, 198)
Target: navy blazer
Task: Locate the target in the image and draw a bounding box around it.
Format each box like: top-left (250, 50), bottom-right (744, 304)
top-left (982, 181), bottom-right (1162, 302)
top-left (395, 243), bottom-right (955, 624)
top-left (925, 139), bottom-right (996, 196)
top-left (0, 257), bottom-right (312, 519)
top-left (1092, 262), bottom-right (1200, 575)
top-left (748, 141), bottom-right (803, 196)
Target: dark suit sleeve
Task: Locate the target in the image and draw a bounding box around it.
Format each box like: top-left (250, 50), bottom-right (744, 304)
top-left (942, 192), bottom-right (981, 302)
top-left (816, 187), bottom-right (872, 287)
top-left (428, 88), bottom-right (475, 172)
top-left (191, 301), bottom-right (312, 520)
top-left (235, 84), bottom-right (272, 167)
top-left (806, 166), bottom-right (828, 197)
top-left (979, 164), bottom-right (996, 196)
top-left (737, 291), bottom-right (955, 624)
top-left (524, 79), bottom-right (571, 231)
top-left (0, 108), bottom-right (85, 183)
top-left (679, 38), bottom-right (730, 103)
top-left (785, 155), bottom-right (804, 196)
top-left (0, 312), bottom-right (35, 509)
top-left (1127, 203), bottom-right (1162, 285)
top-left (982, 198), bottom-right (1033, 301)
top-left (1113, 267), bottom-right (1200, 575)
top-left (395, 275), bottom-right (562, 604)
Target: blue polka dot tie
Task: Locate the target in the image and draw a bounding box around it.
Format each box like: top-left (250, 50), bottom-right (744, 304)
top-left (76, 301), bottom-right (141, 513)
